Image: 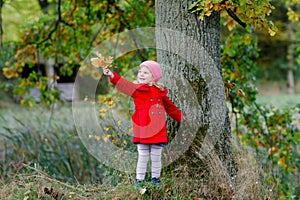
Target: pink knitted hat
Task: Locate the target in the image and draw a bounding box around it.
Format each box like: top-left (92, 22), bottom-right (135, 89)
top-left (139, 60), bottom-right (162, 81)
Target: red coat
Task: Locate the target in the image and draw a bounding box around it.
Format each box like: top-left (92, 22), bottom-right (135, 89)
top-left (110, 72), bottom-right (184, 144)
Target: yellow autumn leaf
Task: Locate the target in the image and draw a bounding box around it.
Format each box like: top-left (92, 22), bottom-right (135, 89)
top-left (20, 98), bottom-right (26, 105)
top-left (95, 136), bottom-right (101, 141)
top-left (103, 136), bottom-right (107, 142)
top-left (278, 157), bottom-right (287, 169)
top-left (62, 11), bottom-right (68, 18)
top-left (91, 52), bottom-right (114, 68)
top-left (3, 68), bottom-right (18, 79)
top-left (112, 139), bottom-right (118, 144)
top-left (4, 61), bottom-right (10, 67)
top-left (243, 35), bottom-right (251, 45)
top-left (268, 28), bottom-right (276, 36)
top-left (264, 7), bottom-right (272, 16)
top-left (36, 81), bottom-right (41, 89)
top-left (273, 152), bottom-right (279, 158)
top-left (19, 79), bottom-right (28, 87)
top-left (213, 3), bottom-right (220, 11)
top-left (256, 141), bottom-right (264, 147)
top-left (99, 108), bottom-right (107, 113)
top-left (287, 8), bottom-right (299, 22)
top-left (224, 18), bottom-right (236, 31)
top-left (27, 46), bottom-right (36, 55)
top-left (103, 135), bottom-right (111, 142)
top-left (237, 89), bottom-right (245, 97)
top-left (50, 74), bottom-right (59, 81)
top-left (207, 2), bottom-right (213, 9)
top-left (91, 57), bottom-right (105, 67)
top-left (205, 9), bottom-right (213, 17)
top-left (268, 146), bottom-right (278, 155)
top-left (100, 113), bottom-right (107, 119)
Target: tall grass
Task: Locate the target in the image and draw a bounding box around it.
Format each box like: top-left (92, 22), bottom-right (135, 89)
top-left (0, 104), bottom-right (106, 184)
top-left (0, 103), bottom-right (274, 199)
top-left (0, 135), bottom-right (274, 200)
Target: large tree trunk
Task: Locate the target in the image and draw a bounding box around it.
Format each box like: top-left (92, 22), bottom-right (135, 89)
top-left (155, 0), bottom-right (235, 178)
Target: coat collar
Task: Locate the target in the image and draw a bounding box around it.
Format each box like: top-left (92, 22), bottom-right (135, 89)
top-left (135, 84), bottom-right (168, 95)
top-left (135, 84), bottom-right (150, 91)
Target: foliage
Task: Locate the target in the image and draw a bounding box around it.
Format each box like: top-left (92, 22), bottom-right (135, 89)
top-left (222, 29), bottom-right (259, 111)
top-left (221, 21), bottom-right (300, 200)
top-left (189, 0), bottom-right (277, 35)
top-left (2, 0), bottom-right (155, 106)
top-left (238, 104), bottom-right (300, 199)
top-left (286, 0), bottom-right (300, 22)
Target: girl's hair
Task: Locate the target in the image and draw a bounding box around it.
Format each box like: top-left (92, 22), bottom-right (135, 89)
top-left (152, 82), bottom-right (165, 91)
top-left (134, 79), bottom-right (165, 91)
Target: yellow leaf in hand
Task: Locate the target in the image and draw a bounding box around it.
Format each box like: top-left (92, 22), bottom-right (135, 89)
top-left (91, 52), bottom-right (114, 68)
top-left (91, 57), bottom-right (105, 67)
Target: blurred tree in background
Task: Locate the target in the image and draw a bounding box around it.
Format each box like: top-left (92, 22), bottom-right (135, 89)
top-left (256, 0), bottom-right (300, 94)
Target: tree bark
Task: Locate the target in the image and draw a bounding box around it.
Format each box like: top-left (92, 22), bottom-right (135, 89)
top-left (287, 22), bottom-right (295, 94)
top-left (37, 0), bottom-right (49, 14)
top-left (155, 0), bottom-right (235, 177)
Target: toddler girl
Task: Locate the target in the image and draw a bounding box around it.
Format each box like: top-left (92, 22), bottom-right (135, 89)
top-left (102, 60), bottom-right (184, 187)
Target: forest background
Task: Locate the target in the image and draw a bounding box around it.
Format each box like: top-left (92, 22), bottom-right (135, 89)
top-left (0, 0), bottom-right (300, 199)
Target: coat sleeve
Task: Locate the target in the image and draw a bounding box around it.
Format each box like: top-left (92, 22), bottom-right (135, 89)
top-left (109, 72), bottom-right (137, 97)
top-left (162, 94), bottom-right (184, 122)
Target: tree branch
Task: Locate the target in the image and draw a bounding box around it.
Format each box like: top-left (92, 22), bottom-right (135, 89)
top-left (220, 0), bottom-right (246, 28)
top-left (226, 8), bottom-right (246, 28)
top-left (35, 0), bottom-right (73, 46)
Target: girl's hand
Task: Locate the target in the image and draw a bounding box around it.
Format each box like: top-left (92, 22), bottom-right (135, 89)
top-left (103, 67), bottom-right (114, 78)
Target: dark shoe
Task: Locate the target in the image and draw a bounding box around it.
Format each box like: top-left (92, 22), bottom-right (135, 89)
top-left (136, 179), bottom-right (145, 188)
top-left (151, 177), bottom-right (161, 186)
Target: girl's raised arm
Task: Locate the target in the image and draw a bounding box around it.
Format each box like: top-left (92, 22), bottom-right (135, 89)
top-left (102, 67), bottom-right (138, 97)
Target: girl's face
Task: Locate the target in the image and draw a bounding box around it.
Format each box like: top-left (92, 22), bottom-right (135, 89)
top-left (137, 66), bottom-right (154, 84)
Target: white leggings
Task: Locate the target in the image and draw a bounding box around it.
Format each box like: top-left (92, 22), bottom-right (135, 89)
top-left (136, 144), bottom-right (163, 180)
